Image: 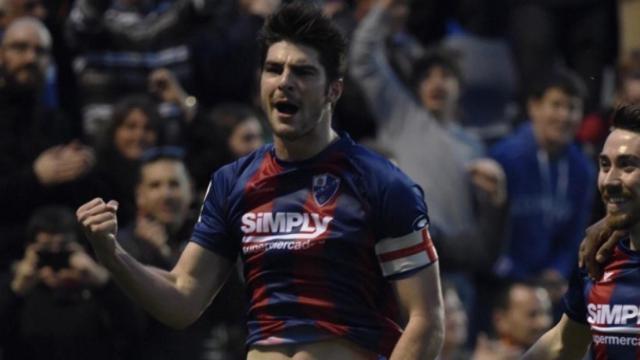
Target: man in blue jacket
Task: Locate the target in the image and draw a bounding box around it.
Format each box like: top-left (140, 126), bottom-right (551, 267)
top-left (491, 68), bottom-right (595, 291)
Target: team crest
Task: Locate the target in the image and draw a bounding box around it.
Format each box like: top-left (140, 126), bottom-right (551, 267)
top-left (312, 173), bottom-right (340, 206)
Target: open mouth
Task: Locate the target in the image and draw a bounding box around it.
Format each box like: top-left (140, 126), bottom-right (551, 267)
top-left (274, 100), bottom-right (299, 116)
top-left (608, 196), bottom-right (629, 204)
top-left (604, 194), bottom-right (633, 210)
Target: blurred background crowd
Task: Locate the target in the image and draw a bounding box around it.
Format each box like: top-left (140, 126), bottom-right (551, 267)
top-left (0, 0), bottom-right (636, 359)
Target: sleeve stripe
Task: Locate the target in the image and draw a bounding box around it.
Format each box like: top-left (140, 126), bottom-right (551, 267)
top-left (423, 228), bottom-right (438, 262)
top-left (375, 230), bottom-right (424, 255)
top-left (378, 243), bottom-right (426, 262)
top-left (379, 252), bottom-right (432, 278)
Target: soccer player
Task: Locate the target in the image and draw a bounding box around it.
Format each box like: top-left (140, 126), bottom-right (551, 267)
top-left (522, 104), bottom-right (640, 359)
top-left (76, 2), bottom-right (444, 360)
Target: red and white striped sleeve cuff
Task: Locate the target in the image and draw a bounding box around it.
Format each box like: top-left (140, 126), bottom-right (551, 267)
top-left (375, 227), bottom-right (438, 278)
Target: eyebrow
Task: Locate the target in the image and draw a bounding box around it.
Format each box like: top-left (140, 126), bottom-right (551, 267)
top-left (617, 154), bottom-right (640, 163)
top-left (599, 154), bottom-right (640, 163)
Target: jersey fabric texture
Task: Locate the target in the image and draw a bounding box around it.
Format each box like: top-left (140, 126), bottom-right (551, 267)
top-left (191, 134), bottom-right (438, 357)
top-left (563, 239), bottom-right (640, 359)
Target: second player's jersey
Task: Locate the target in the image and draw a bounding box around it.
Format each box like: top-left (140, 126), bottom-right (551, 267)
top-left (191, 134), bottom-right (438, 357)
top-left (564, 239), bottom-right (640, 359)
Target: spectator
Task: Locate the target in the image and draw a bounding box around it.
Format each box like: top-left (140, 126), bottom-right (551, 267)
top-left (0, 206), bottom-right (144, 360)
top-left (94, 94), bottom-right (164, 227)
top-left (439, 280), bottom-right (469, 360)
top-left (491, 281), bottom-right (552, 355)
top-left (490, 68), bottom-right (595, 295)
top-left (117, 147), bottom-right (246, 360)
top-left (187, 102), bottom-right (264, 197)
top-left (0, 17), bottom-right (94, 269)
top-left (65, 0), bottom-right (219, 139)
top-left (118, 146), bottom-right (194, 268)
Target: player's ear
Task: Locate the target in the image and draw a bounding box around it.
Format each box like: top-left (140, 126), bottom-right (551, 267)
top-left (326, 78), bottom-right (343, 105)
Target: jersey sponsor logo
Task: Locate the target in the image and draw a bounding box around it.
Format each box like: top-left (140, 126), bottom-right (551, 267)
top-left (587, 304), bottom-right (640, 331)
top-left (240, 212), bottom-right (333, 254)
top-left (312, 173), bottom-right (340, 206)
top-left (593, 334), bottom-right (640, 346)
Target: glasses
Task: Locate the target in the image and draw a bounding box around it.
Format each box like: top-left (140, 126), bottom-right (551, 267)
top-left (4, 41), bottom-right (49, 57)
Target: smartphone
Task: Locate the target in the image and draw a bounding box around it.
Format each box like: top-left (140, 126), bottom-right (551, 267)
top-left (37, 249), bottom-right (71, 271)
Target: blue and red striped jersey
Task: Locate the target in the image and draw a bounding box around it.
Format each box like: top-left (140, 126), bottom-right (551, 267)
top-left (191, 134), bottom-right (438, 357)
top-left (564, 239), bottom-right (640, 359)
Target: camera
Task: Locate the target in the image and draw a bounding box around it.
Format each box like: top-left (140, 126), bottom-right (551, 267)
top-left (37, 249), bottom-right (71, 271)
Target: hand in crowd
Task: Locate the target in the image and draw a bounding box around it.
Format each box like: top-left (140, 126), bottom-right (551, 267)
top-left (472, 333), bottom-right (522, 360)
top-left (33, 141), bottom-right (95, 186)
top-left (148, 68), bottom-right (197, 122)
top-left (11, 243), bottom-right (40, 296)
top-left (135, 214), bottom-right (172, 258)
top-left (578, 217), bottom-right (624, 280)
top-left (77, 198), bottom-right (120, 261)
top-left (149, 68), bottom-right (188, 106)
top-left (11, 242), bottom-right (109, 296)
top-left (467, 158), bottom-right (507, 207)
top-left (240, 0), bottom-right (281, 18)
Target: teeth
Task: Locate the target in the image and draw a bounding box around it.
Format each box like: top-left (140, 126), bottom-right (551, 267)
top-left (609, 197), bottom-right (627, 204)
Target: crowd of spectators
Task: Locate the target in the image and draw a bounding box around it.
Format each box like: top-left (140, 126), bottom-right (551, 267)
top-left (0, 0), bottom-right (632, 358)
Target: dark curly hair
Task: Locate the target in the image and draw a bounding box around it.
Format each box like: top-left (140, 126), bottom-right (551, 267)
top-left (258, 0), bottom-right (347, 82)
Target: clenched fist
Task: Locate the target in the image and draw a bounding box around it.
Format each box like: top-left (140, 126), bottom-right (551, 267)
top-left (76, 198), bottom-right (119, 261)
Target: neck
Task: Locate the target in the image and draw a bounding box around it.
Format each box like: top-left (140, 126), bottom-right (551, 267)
top-left (429, 106), bottom-right (455, 126)
top-left (273, 112), bottom-right (338, 162)
top-left (531, 125), bottom-right (563, 157)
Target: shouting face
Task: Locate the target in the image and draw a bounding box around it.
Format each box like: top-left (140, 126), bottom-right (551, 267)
top-left (260, 40), bottom-right (341, 142)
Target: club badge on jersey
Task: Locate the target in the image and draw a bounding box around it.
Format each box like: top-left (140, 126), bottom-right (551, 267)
top-left (312, 173), bottom-right (340, 206)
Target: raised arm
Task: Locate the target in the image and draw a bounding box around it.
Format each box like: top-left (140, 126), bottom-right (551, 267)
top-left (77, 198), bottom-right (234, 329)
top-left (349, 0), bottom-right (424, 129)
top-left (522, 315), bottom-right (591, 360)
top-left (390, 263), bottom-right (444, 360)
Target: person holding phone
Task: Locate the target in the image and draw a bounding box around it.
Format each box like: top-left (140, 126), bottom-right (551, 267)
top-left (2, 206), bottom-right (144, 360)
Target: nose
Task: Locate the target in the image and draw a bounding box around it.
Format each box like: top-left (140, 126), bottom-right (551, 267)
top-left (23, 46), bottom-right (38, 63)
top-left (277, 69), bottom-right (294, 91)
top-left (602, 166), bottom-right (624, 191)
top-left (558, 106), bottom-right (571, 121)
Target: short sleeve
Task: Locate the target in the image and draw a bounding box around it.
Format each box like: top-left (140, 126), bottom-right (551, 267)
top-left (374, 170), bottom-right (438, 280)
top-left (191, 168), bottom-right (240, 261)
top-left (562, 266), bottom-right (588, 324)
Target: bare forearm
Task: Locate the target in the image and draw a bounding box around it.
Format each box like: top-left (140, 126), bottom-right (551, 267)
top-left (522, 336), bottom-right (555, 360)
top-left (522, 316), bottom-right (591, 360)
top-left (390, 315), bottom-right (444, 360)
top-left (99, 245), bottom-right (200, 329)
